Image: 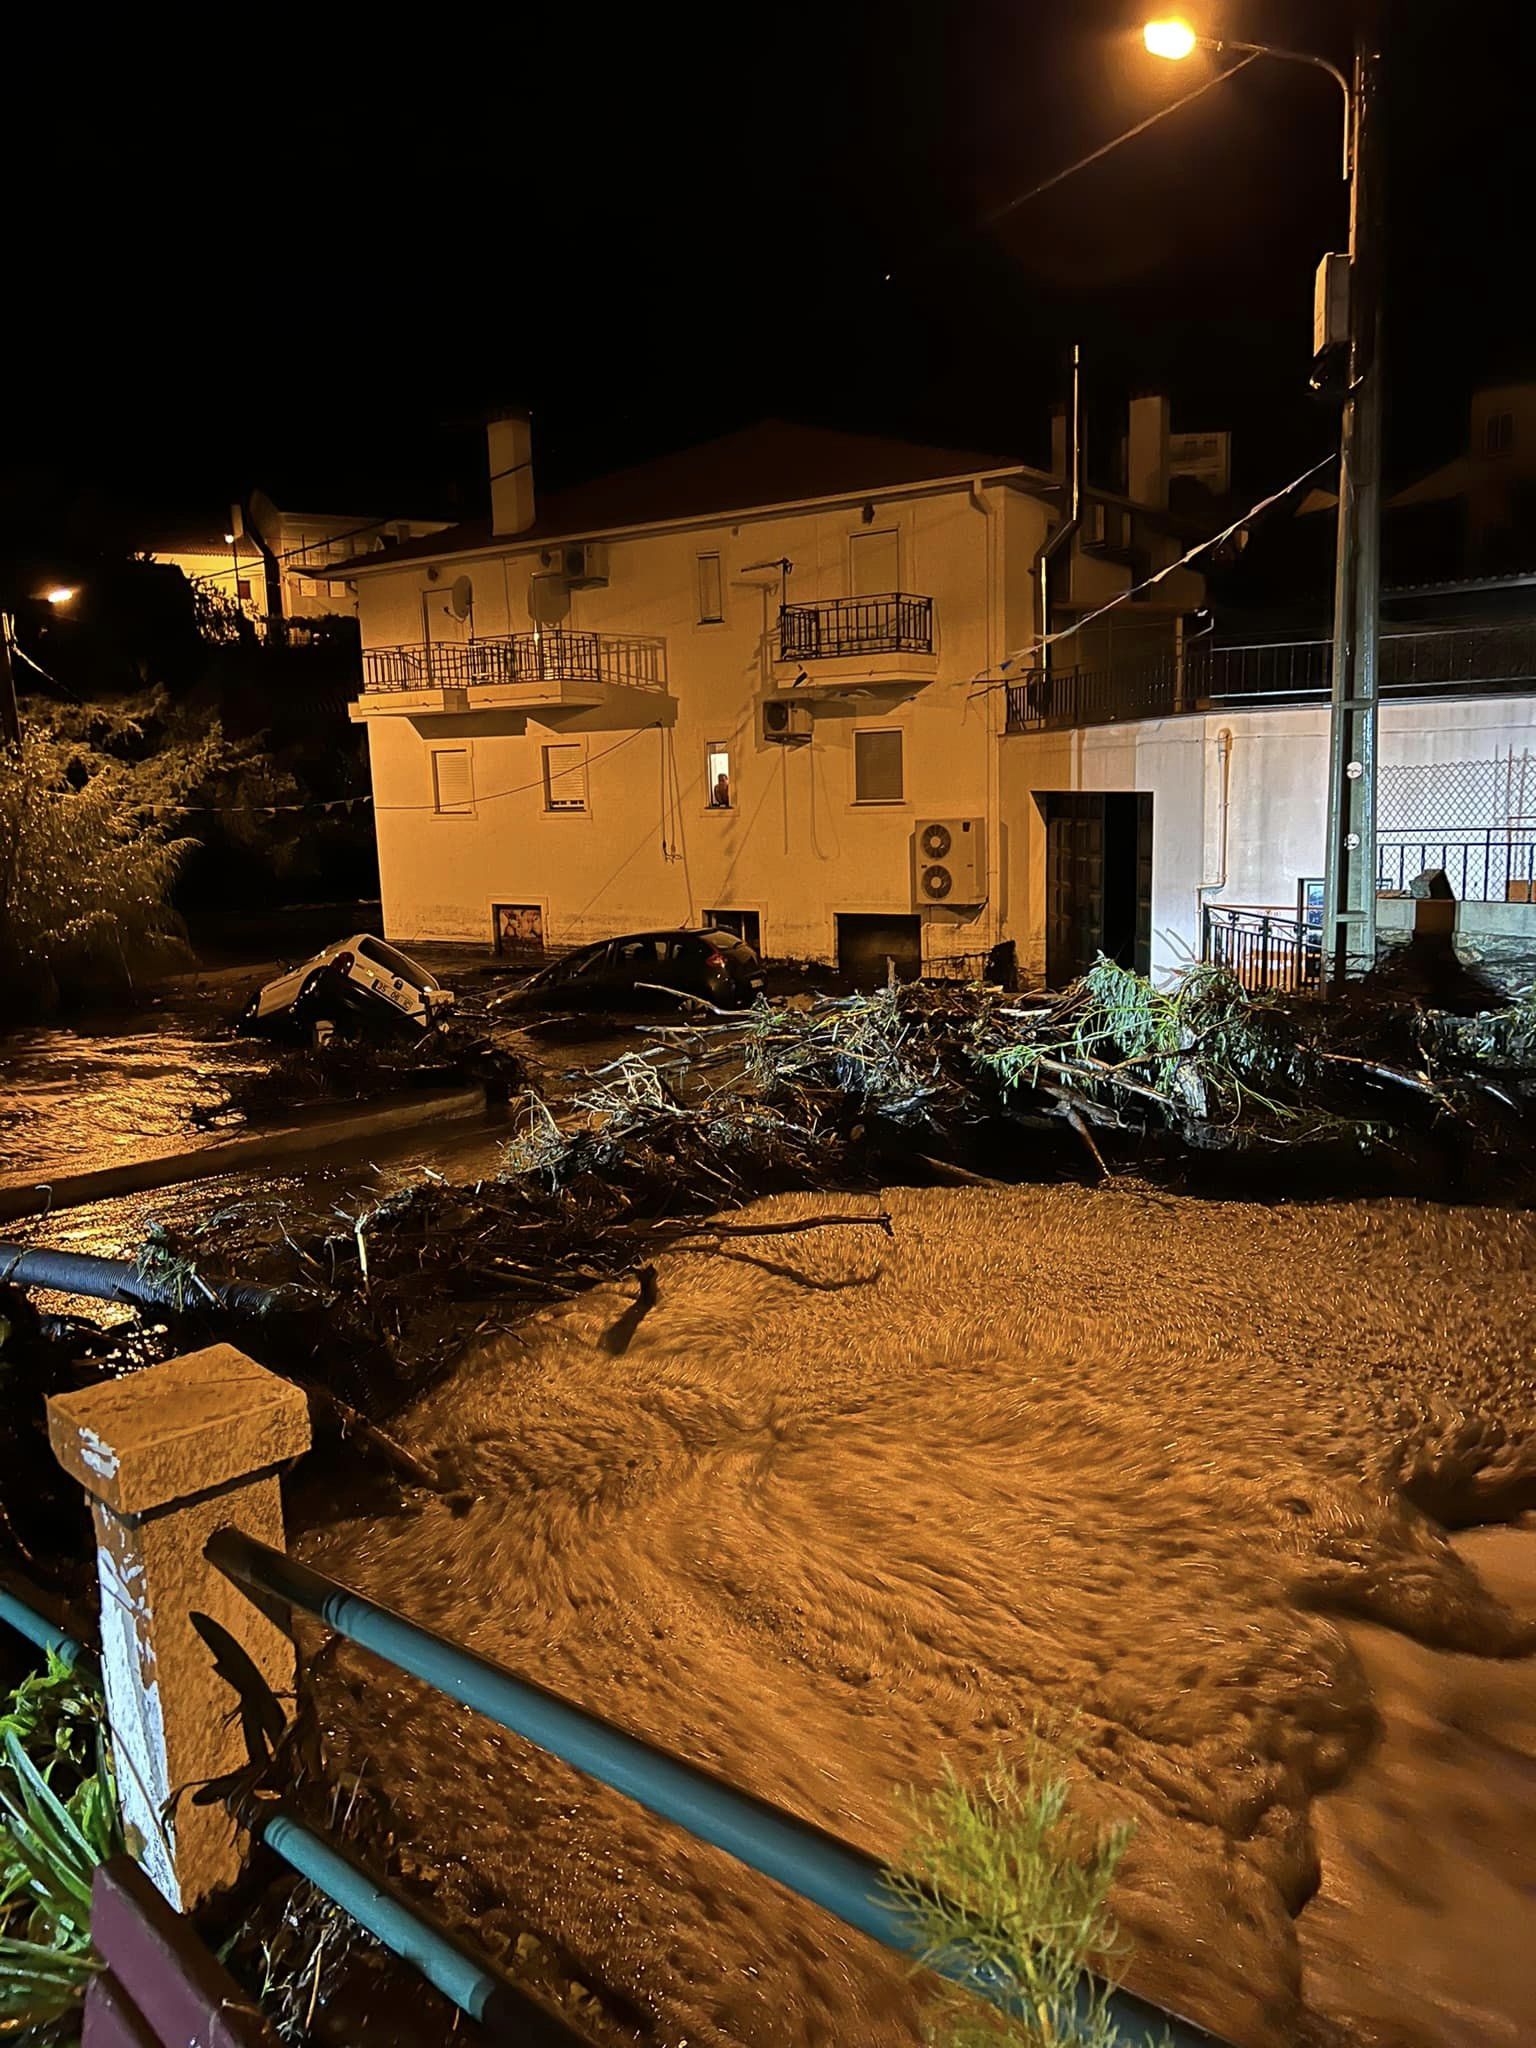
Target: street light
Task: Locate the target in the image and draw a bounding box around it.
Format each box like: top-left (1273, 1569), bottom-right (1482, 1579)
top-left (1144, 16), bottom-right (1381, 986)
top-left (1143, 19), bottom-right (1197, 62)
top-left (44, 587), bottom-right (77, 608)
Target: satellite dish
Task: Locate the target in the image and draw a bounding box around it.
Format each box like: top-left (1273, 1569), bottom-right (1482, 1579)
top-left (448, 574), bottom-right (475, 622)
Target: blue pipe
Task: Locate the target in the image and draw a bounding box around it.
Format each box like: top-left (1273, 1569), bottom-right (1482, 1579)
top-left (210, 1529), bottom-right (1227, 2047)
top-left (257, 1807), bottom-right (578, 2044)
top-left (0, 1579), bottom-right (91, 1670)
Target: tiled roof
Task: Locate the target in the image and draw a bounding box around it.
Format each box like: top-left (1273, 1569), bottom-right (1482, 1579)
top-left (330, 420), bottom-right (1040, 577)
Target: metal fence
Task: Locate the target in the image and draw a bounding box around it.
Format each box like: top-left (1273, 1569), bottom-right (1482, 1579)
top-left (1376, 831), bottom-right (1536, 901)
top-left (1202, 905), bottom-right (1322, 994)
top-left (361, 630), bottom-right (667, 694)
top-left (1004, 623), bottom-right (1536, 734)
top-left (779, 593), bottom-right (933, 661)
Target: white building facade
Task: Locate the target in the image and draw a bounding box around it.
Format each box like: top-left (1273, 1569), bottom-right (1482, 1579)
top-left (339, 414), bottom-right (1536, 986)
top-left (341, 414), bottom-right (1208, 979)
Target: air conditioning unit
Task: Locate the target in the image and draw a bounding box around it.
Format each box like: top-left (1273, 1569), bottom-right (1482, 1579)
top-left (762, 698), bottom-right (813, 744)
top-left (534, 541), bottom-right (609, 587)
top-left (913, 818), bottom-right (986, 905)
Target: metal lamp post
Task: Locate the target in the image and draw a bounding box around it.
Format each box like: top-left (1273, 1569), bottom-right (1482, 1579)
top-left (1145, 21), bottom-right (1383, 983)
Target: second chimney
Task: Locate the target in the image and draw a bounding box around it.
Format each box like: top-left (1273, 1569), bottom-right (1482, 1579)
top-left (488, 411), bottom-right (535, 536)
top-left (1127, 394), bottom-right (1170, 509)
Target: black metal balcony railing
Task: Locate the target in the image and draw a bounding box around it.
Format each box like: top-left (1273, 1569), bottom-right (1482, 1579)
top-left (1202, 905), bottom-right (1322, 995)
top-left (778, 593), bottom-right (933, 662)
top-left (1376, 829), bottom-right (1536, 903)
top-left (1005, 622), bottom-right (1536, 733)
top-left (361, 629), bottom-right (666, 695)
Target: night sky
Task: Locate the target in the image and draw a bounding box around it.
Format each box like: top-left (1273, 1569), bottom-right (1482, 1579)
top-left (3, 0), bottom-right (1526, 538)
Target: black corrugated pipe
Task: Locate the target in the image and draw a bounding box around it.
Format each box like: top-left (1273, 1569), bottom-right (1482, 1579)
top-left (0, 1242), bottom-right (292, 1319)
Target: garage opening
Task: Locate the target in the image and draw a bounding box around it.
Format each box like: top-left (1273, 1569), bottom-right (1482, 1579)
top-left (836, 913), bottom-right (922, 989)
top-left (1039, 792), bottom-right (1153, 987)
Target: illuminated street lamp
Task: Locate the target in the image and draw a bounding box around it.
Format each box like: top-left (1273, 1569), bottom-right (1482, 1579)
top-left (1143, 19), bottom-right (1197, 61)
top-left (44, 587), bottom-right (77, 608)
top-left (1145, 17), bottom-right (1382, 984)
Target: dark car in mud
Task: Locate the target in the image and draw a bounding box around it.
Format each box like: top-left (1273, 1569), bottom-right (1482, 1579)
top-left (495, 927), bottom-right (766, 1014)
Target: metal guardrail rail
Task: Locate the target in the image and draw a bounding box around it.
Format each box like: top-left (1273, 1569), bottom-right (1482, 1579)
top-left (779, 592), bottom-right (934, 661)
top-left (1005, 622), bottom-right (1536, 733)
top-left (207, 1528), bottom-right (1229, 2048)
top-left (0, 1581), bottom-right (571, 2041)
top-left (361, 629), bottom-right (667, 695)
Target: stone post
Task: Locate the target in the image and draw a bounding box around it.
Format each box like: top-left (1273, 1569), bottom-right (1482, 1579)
top-left (48, 1344), bottom-right (310, 1912)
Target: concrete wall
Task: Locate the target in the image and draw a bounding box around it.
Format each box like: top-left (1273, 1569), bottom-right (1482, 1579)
top-left (362, 481), bottom-right (1057, 961)
top-left (999, 692), bottom-right (1536, 984)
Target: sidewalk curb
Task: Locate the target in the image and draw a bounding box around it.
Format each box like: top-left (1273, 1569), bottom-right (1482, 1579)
top-left (0, 1084), bottom-right (488, 1223)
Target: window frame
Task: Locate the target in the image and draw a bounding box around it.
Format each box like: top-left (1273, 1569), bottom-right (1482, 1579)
top-left (851, 725), bottom-right (906, 807)
top-left (696, 550), bottom-right (725, 625)
top-left (429, 744), bottom-right (475, 817)
top-left (541, 739), bottom-right (588, 813)
top-left (705, 740), bottom-right (733, 809)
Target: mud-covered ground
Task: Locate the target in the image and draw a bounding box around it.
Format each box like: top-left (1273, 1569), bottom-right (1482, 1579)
top-left (294, 1184), bottom-right (1536, 2048)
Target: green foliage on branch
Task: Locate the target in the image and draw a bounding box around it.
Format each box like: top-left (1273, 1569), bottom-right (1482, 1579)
top-left (0, 695), bottom-right (227, 1016)
top-left (0, 1654), bottom-right (123, 2035)
top-left (887, 1743), bottom-right (1161, 2048)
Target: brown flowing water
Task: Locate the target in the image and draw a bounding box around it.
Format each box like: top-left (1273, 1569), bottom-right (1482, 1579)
top-left (293, 1185), bottom-right (1536, 2048)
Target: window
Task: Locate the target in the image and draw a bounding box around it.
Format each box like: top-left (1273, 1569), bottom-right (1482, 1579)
top-left (705, 909), bottom-right (761, 952)
top-left (706, 742), bottom-right (732, 808)
top-left (1486, 410), bottom-right (1516, 455)
top-left (853, 727), bottom-right (904, 804)
top-left (697, 551), bottom-right (724, 623)
top-left (236, 578), bottom-right (252, 601)
top-left (542, 741), bottom-right (586, 811)
top-left (431, 747), bottom-right (473, 815)
top-left (493, 903), bottom-right (544, 955)
top-left (850, 527), bottom-right (899, 596)
top-left (357, 936), bottom-right (426, 981)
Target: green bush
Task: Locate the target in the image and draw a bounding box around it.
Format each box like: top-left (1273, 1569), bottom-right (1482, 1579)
top-left (0, 701), bottom-right (221, 1015)
top-left (887, 1742), bottom-right (1159, 2048)
top-left (0, 1653), bottom-right (122, 2035)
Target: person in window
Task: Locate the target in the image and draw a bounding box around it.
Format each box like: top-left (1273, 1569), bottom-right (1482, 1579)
top-left (712, 768), bottom-right (731, 809)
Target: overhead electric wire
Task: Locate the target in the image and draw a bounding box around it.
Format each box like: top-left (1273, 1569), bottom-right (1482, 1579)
top-left (971, 451), bottom-right (1336, 692)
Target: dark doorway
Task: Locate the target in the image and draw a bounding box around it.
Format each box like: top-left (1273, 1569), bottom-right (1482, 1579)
top-left (836, 913), bottom-right (921, 988)
top-left (1040, 793), bottom-right (1153, 987)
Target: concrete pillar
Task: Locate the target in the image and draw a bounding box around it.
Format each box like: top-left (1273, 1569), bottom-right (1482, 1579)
top-left (48, 1345), bottom-right (311, 1912)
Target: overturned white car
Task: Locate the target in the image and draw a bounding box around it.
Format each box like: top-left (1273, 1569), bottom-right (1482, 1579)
top-left (237, 934), bottom-right (455, 1048)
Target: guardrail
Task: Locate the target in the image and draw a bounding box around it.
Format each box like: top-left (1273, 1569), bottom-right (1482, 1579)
top-left (1202, 905), bottom-right (1322, 995)
top-left (361, 629), bottom-right (667, 694)
top-left (6, 1340), bottom-right (1234, 2048)
top-left (779, 593), bottom-right (933, 661)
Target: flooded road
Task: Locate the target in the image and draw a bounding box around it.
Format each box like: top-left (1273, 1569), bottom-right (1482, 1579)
top-left (294, 1185), bottom-right (1536, 2048)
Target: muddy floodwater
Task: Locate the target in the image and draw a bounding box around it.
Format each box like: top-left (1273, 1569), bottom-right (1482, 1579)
top-left (296, 1185), bottom-right (1536, 2048)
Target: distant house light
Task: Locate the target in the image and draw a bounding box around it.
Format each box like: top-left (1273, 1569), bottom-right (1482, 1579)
top-left (44, 586), bottom-right (77, 606)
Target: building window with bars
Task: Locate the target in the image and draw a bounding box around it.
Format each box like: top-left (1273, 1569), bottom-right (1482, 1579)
top-left (853, 728), bottom-right (904, 804)
top-left (542, 741), bottom-right (586, 812)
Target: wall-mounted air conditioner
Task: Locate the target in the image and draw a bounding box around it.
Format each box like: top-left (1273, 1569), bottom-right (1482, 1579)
top-left (534, 541), bottom-right (609, 587)
top-left (762, 699), bottom-right (813, 744)
top-left (913, 818), bottom-right (986, 905)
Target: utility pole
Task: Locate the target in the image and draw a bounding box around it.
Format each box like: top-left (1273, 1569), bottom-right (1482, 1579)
top-left (1322, 33), bottom-right (1384, 984)
top-left (1, 612), bottom-right (21, 750)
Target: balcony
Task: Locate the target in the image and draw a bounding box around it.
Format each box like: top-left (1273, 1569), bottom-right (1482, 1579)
top-left (1004, 622), bottom-right (1536, 733)
top-left (773, 593), bottom-right (937, 692)
top-left (352, 629), bottom-right (670, 726)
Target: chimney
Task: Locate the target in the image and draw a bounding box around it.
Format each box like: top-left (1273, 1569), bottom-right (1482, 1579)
top-left (1127, 394), bottom-right (1170, 509)
top-left (487, 411), bottom-right (535, 536)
